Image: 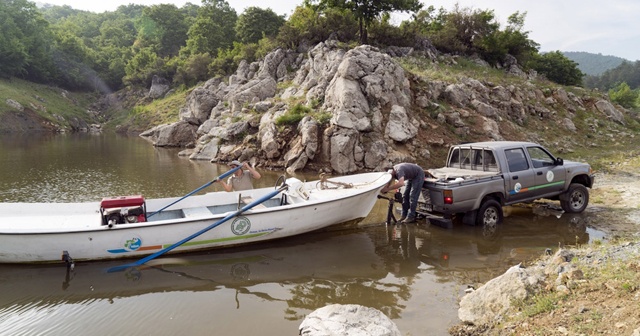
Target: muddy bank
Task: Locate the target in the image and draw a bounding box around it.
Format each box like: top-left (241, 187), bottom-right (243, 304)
top-left (450, 166), bottom-right (640, 336)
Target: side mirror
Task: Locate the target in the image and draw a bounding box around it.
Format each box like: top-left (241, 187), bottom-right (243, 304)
top-left (555, 157), bottom-right (564, 166)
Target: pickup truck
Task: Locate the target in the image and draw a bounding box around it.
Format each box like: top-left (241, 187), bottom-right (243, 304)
top-left (420, 141), bottom-right (595, 228)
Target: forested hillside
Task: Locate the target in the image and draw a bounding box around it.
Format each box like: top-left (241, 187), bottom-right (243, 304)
top-left (563, 51), bottom-right (626, 76)
top-left (2, 0), bottom-right (584, 95)
top-left (4, 0), bottom-right (634, 135)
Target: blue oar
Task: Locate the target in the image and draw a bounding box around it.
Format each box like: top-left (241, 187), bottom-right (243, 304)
top-left (107, 185), bottom-right (288, 273)
top-left (147, 164), bottom-right (243, 218)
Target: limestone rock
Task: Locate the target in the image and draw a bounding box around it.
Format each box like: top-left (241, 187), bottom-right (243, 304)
top-left (299, 304), bottom-right (401, 336)
top-left (458, 264), bottom-right (546, 325)
top-left (148, 75), bottom-right (170, 99)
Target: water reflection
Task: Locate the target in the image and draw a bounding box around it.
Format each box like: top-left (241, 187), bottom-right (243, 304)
top-left (0, 231), bottom-right (399, 335)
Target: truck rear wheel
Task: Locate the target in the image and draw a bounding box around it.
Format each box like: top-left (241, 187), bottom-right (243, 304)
top-left (560, 183), bottom-right (589, 213)
top-left (476, 199), bottom-right (503, 230)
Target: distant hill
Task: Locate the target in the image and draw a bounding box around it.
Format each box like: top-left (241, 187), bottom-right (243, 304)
top-left (563, 51), bottom-right (628, 76)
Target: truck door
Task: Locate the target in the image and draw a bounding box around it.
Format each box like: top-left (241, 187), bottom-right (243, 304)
top-left (503, 147), bottom-right (536, 203)
top-left (526, 146), bottom-right (566, 197)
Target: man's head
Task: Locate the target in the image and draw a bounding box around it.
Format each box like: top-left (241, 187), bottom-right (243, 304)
top-left (229, 160), bottom-right (242, 168)
top-left (385, 165), bottom-right (396, 178)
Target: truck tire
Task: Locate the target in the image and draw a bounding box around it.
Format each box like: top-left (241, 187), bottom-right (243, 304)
top-left (560, 183), bottom-right (589, 213)
top-left (476, 199), bottom-right (503, 229)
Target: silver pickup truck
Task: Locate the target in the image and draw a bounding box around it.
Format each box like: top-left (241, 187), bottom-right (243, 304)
top-left (420, 141), bottom-right (595, 227)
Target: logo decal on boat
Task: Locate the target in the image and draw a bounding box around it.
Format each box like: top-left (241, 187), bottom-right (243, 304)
top-left (124, 236), bottom-right (142, 251)
top-left (231, 216), bottom-right (251, 235)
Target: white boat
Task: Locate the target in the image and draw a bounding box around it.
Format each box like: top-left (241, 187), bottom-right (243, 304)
top-left (0, 172), bottom-right (391, 264)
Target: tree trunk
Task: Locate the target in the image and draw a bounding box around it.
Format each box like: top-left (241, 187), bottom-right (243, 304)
top-left (359, 18), bottom-right (368, 44)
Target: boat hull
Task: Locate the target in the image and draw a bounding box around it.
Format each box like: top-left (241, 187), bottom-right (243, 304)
top-left (0, 172), bottom-right (391, 263)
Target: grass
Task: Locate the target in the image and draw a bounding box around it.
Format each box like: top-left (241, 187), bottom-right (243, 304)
top-left (275, 103), bottom-right (309, 125)
top-left (500, 236), bottom-right (640, 335)
top-left (513, 292), bottom-right (562, 317)
top-left (0, 77), bottom-right (100, 126)
top-left (398, 55), bottom-right (522, 86)
top-left (106, 89), bottom-right (187, 132)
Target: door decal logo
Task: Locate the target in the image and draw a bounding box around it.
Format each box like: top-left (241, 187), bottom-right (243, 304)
top-left (514, 183), bottom-right (522, 193)
top-left (546, 171), bottom-right (554, 182)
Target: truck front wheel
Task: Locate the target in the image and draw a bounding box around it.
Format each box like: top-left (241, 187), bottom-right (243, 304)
top-left (476, 199), bottom-right (503, 229)
top-left (560, 183), bottom-right (589, 213)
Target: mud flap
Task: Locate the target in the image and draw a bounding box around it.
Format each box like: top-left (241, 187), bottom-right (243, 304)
top-left (462, 210), bottom-right (477, 226)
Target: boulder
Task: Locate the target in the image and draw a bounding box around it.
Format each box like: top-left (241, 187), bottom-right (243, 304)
top-left (385, 105), bottom-right (417, 142)
top-left (300, 304), bottom-right (400, 336)
top-left (143, 121), bottom-right (198, 148)
top-left (458, 264), bottom-right (546, 325)
top-left (595, 99), bottom-right (625, 124)
top-left (148, 75), bottom-right (170, 99)
top-left (179, 87), bottom-right (219, 123)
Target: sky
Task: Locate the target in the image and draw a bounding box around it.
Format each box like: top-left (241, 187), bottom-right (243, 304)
top-left (39, 0), bottom-right (640, 61)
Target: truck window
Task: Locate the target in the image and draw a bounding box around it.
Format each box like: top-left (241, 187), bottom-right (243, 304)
top-left (449, 148), bottom-right (460, 166)
top-left (473, 149), bottom-right (498, 171)
top-left (448, 148), bottom-right (472, 168)
top-left (527, 147), bottom-right (555, 168)
top-left (505, 148), bottom-right (529, 172)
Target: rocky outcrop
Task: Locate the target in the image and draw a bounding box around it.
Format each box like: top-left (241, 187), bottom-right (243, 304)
top-left (140, 40), bottom-right (631, 173)
top-left (5, 99), bottom-right (24, 111)
top-left (595, 99), bottom-right (625, 124)
top-left (148, 75), bottom-right (170, 99)
top-left (140, 121), bottom-right (197, 147)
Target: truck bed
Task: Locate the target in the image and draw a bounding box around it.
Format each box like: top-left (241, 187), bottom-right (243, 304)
top-left (427, 167), bottom-right (501, 182)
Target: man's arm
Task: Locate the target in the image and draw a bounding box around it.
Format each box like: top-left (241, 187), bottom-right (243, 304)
top-left (244, 162), bottom-right (261, 179)
top-left (381, 177), bottom-right (405, 193)
top-left (218, 178), bottom-right (233, 192)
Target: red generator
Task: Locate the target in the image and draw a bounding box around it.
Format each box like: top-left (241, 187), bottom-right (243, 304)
top-left (100, 195), bottom-right (147, 227)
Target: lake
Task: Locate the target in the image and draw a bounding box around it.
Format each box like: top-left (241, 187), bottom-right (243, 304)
top-left (0, 132), bottom-right (604, 335)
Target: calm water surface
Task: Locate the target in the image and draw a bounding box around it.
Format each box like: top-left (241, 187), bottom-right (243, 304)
top-left (0, 133), bottom-right (606, 335)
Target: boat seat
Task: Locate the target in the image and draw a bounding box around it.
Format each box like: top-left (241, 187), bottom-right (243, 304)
top-left (182, 207), bottom-right (213, 218)
top-left (239, 195), bottom-right (266, 210)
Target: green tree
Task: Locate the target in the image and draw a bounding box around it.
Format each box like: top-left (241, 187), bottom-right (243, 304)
top-left (183, 0), bottom-right (237, 56)
top-left (124, 47), bottom-right (167, 86)
top-left (236, 7), bottom-right (285, 44)
top-left (93, 15), bottom-right (137, 90)
top-left (585, 61), bottom-right (640, 91)
top-left (528, 51), bottom-right (584, 86)
top-left (609, 82), bottom-right (639, 108)
top-left (0, 12), bottom-right (29, 77)
top-left (0, 0), bottom-right (53, 80)
top-left (276, 4), bottom-right (357, 48)
top-left (318, 0), bottom-right (422, 44)
top-left (427, 5), bottom-right (498, 55)
top-left (142, 4), bottom-right (189, 57)
top-left (172, 52), bottom-right (214, 87)
top-left (477, 11), bottom-right (539, 66)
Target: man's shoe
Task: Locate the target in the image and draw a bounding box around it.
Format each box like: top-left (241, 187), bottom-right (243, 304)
top-left (402, 216), bottom-right (416, 224)
top-left (398, 216), bottom-right (406, 223)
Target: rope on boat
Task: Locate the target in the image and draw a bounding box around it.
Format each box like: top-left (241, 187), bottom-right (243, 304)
top-left (317, 173), bottom-right (354, 190)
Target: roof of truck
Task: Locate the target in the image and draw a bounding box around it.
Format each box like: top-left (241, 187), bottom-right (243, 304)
top-left (453, 141), bottom-right (540, 150)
